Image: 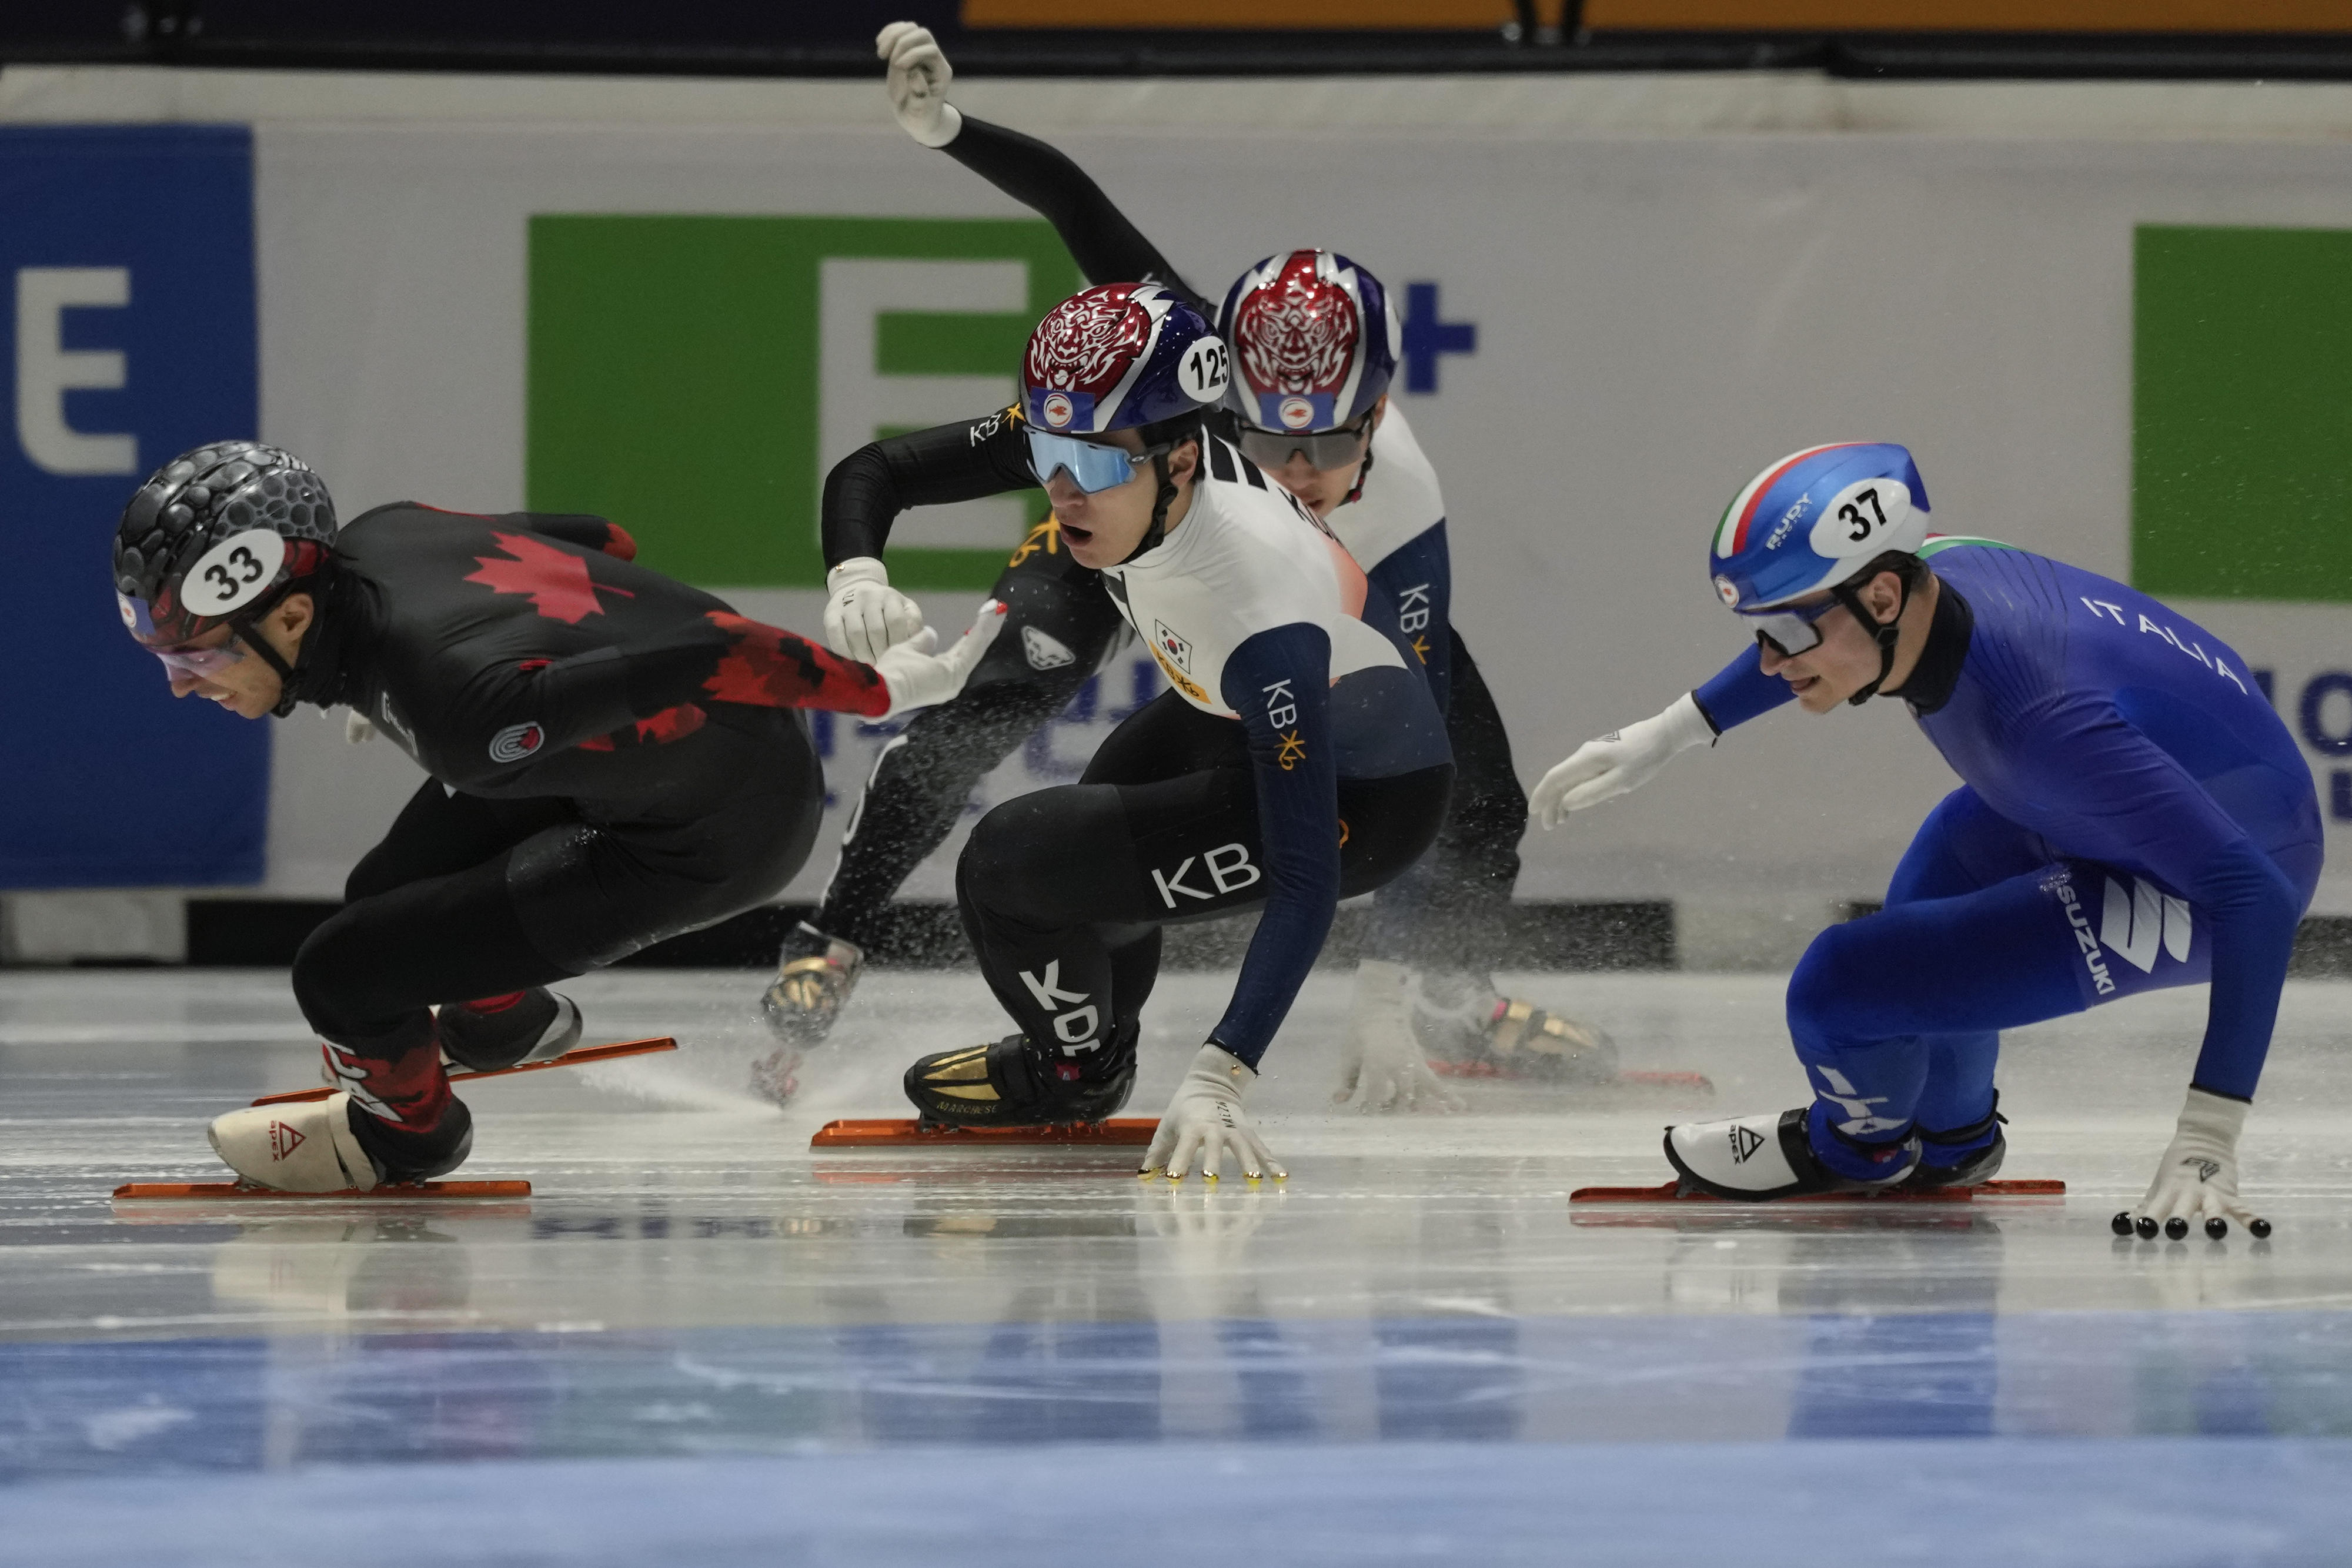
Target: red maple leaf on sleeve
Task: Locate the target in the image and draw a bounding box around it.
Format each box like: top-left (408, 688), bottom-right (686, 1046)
top-left (464, 532), bottom-right (633, 625)
top-left (703, 612), bottom-right (887, 716)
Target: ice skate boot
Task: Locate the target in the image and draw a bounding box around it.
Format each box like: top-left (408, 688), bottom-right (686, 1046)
top-left (207, 1091), bottom-right (473, 1192)
top-left (1663, 1106), bottom-right (1919, 1201)
top-left (904, 1021), bottom-right (1138, 1129)
top-left (760, 922), bottom-right (864, 1046)
top-left (438, 988), bottom-right (582, 1073)
top-left (1410, 971), bottom-right (1618, 1085)
top-left (1906, 1097), bottom-right (2007, 1189)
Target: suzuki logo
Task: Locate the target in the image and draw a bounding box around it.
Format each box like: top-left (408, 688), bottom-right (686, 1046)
top-left (2101, 875), bottom-right (2192, 974)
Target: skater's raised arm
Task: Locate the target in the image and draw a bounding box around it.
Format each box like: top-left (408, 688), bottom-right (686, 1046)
top-left (877, 24), bottom-right (1210, 313)
top-left (943, 118), bottom-right (1206, 310)
top-left (820, 408), bottom-right (1035, 662)
top-left (823, 408), bottom-right (1036, 569)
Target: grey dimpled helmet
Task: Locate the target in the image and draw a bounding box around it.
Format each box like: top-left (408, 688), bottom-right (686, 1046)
top-left (114, 441), bottom-right (336, 649)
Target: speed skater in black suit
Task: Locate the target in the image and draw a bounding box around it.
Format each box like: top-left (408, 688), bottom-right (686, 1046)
top-left (112, 442), bottom-right (999, 1192)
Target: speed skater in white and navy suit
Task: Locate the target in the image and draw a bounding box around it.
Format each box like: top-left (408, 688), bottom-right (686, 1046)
top-left (1534, 443), bottom-right (2318, 1238)
top-left (745, 22), bottom-right (1612, 1116)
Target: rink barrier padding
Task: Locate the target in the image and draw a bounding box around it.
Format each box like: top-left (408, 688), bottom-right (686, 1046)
top-left (249, 1037), bottom-right (678, 1106)
top-left (1569, 1179), bottom-right (2066, 1203)
top-left (811, 1118), bottom-right (1160, 1148)
top-left (112, 1179), bottom-right (533, 1201)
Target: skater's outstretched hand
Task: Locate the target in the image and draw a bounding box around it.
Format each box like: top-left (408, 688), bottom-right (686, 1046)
top-left (823, 556), bottom-right (926, 663)
top-left (1532, 691), bottom-right (1716, 830)
top-left (1337, 961), bottom-right (1463, 1114)
top-left (2127, 1086), bottom-right (2271, 1239)
top-left (873, 598), bottom-right (1007, 718)
top-left (1144, 1045), bottom-right (1286, 1182)
top-left (877, 22), bottom-right (961, 148)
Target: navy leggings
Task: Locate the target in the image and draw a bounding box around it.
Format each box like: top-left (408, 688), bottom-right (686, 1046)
top-left (1786, 785), bottom-right (2234, 1146)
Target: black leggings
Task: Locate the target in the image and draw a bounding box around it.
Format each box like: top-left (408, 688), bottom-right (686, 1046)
top-left (293, 711), bottom-right (823, 1054)
top-left (956, 691), bottom-right (1452, 1053)
top-left (814, 542), bottom-right (1127, 949)
top-left (1365, 628), bottom-right (1527, 971)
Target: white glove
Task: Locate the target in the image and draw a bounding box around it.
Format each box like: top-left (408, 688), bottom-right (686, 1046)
top-left (1531, 691), bottom-right (1716, 829)
top-left (824, 557), bottom-right (926, 664)
top-left (1143, 1044), bottom-right (1286, 1182)
top-left (345, 710), bottom-right (377, 744)
top-left (876, 22), bottom-right (963, 149)
top-left (872, 599), bottom-right (1007, 720)
top-left (1335, 960), bottom-right (1463, 1113)
top-left (2132, 1086), bottom-right (2268, 1236)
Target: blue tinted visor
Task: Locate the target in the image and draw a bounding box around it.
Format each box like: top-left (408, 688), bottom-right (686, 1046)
top-left (1025, 429), bottom-right (1147, 496)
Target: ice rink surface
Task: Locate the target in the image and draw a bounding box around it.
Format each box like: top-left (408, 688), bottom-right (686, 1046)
top-left (4, 965), bottom-right (2351, 1566)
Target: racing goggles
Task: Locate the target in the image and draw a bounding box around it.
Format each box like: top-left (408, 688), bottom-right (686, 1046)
top-left (1025, 429), bottom-right (1168, 495)
top-left (145, 634), bottom-right (248, 680)
top-left (1234, 409), bottom-right (1375, 473)
top-left (1737, 595), bottom-right (1844, 658)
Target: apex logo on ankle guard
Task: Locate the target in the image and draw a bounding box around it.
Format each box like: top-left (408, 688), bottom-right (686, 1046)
top-left (268, 1119), bottom-right (306, 1161)
top-left (1729, 1124), bottom-right (1765, 1164)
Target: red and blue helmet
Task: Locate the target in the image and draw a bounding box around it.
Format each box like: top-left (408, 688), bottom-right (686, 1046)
top-left (1708, 443), bottom-right (1931, 613)
top-left (1021, 282), bottom-right (1230, 436)
top-left (1217, 249), bottom-right (1399, 435)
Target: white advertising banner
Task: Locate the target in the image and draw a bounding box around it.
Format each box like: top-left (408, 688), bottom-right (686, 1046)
top-left (9, 68), bottom-right (2352, 914)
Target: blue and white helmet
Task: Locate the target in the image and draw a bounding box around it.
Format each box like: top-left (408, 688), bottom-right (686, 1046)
top-left (1708, 443), bottom-right (1931, 612)
top-left (1218, 249), bottom-right (1400, 434)
top-left (1021, 282), bottom-right (1230, 436)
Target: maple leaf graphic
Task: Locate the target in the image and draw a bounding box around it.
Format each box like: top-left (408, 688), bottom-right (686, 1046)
top-left (703, 612), bottom-right (885, 715)
top-left (465, 531), bottom-right (633, 625)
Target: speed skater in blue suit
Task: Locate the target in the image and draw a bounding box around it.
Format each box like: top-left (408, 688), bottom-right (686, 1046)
top-left (1532, 442), bottom-right (2320, 1236)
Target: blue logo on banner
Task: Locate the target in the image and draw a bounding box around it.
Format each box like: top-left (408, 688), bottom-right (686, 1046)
top-left (1, 126), bottom-right (260, 887)
top-left (1401, 281), bottom-right (1476, 396)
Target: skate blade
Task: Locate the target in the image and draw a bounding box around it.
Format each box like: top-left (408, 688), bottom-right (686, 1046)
top-left (113, 1179), bottom-right (533, 1201)
top-left (1568, 1178), bottom-right (2064, 1205)
top-left (811, 1117), bottom-right (1158, 1149)
top-left (252, 1037), bottom-right (677, 1107)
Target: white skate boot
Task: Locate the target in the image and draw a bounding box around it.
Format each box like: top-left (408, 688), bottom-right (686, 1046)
top-left (1664, 1107), bottom-right (1918, 1201)
top-left (208, 1092), bottom-right (382, 1193)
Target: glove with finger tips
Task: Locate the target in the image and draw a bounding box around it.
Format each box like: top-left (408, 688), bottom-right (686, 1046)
top-left (823, 557), bottom-right (926, 664)
top-left (2132, 1086), bottom-right (2266, 1236)
top-left (873, 597), bottom-right (1006, 719)
top-left (1336, 961), bottom-right (1463, 1114)
top-left (1531, 691), bottom-right (1716, 830)
top-left (1143, 1044), bottom-right (1286, 1182)
top-left (874, 22), bottom-right (963, 148)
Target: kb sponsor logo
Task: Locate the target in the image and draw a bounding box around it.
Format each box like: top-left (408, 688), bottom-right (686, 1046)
top-left (1151, 842), bottom-right (1262, 908)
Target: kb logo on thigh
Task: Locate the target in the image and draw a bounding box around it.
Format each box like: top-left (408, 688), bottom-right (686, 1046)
top-left (1152, 842), bottom-right (1261, 908)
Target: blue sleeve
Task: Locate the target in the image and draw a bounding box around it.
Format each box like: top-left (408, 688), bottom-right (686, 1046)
top-left (1362, 521), bottom-right (1453, 715)
top-left (1211, 622), bottom-right (1342, 1067)
top-left (2008, 706), bottom-right (2304, 1099)
top-left (1692, 644), bottom-right (1795, 732)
